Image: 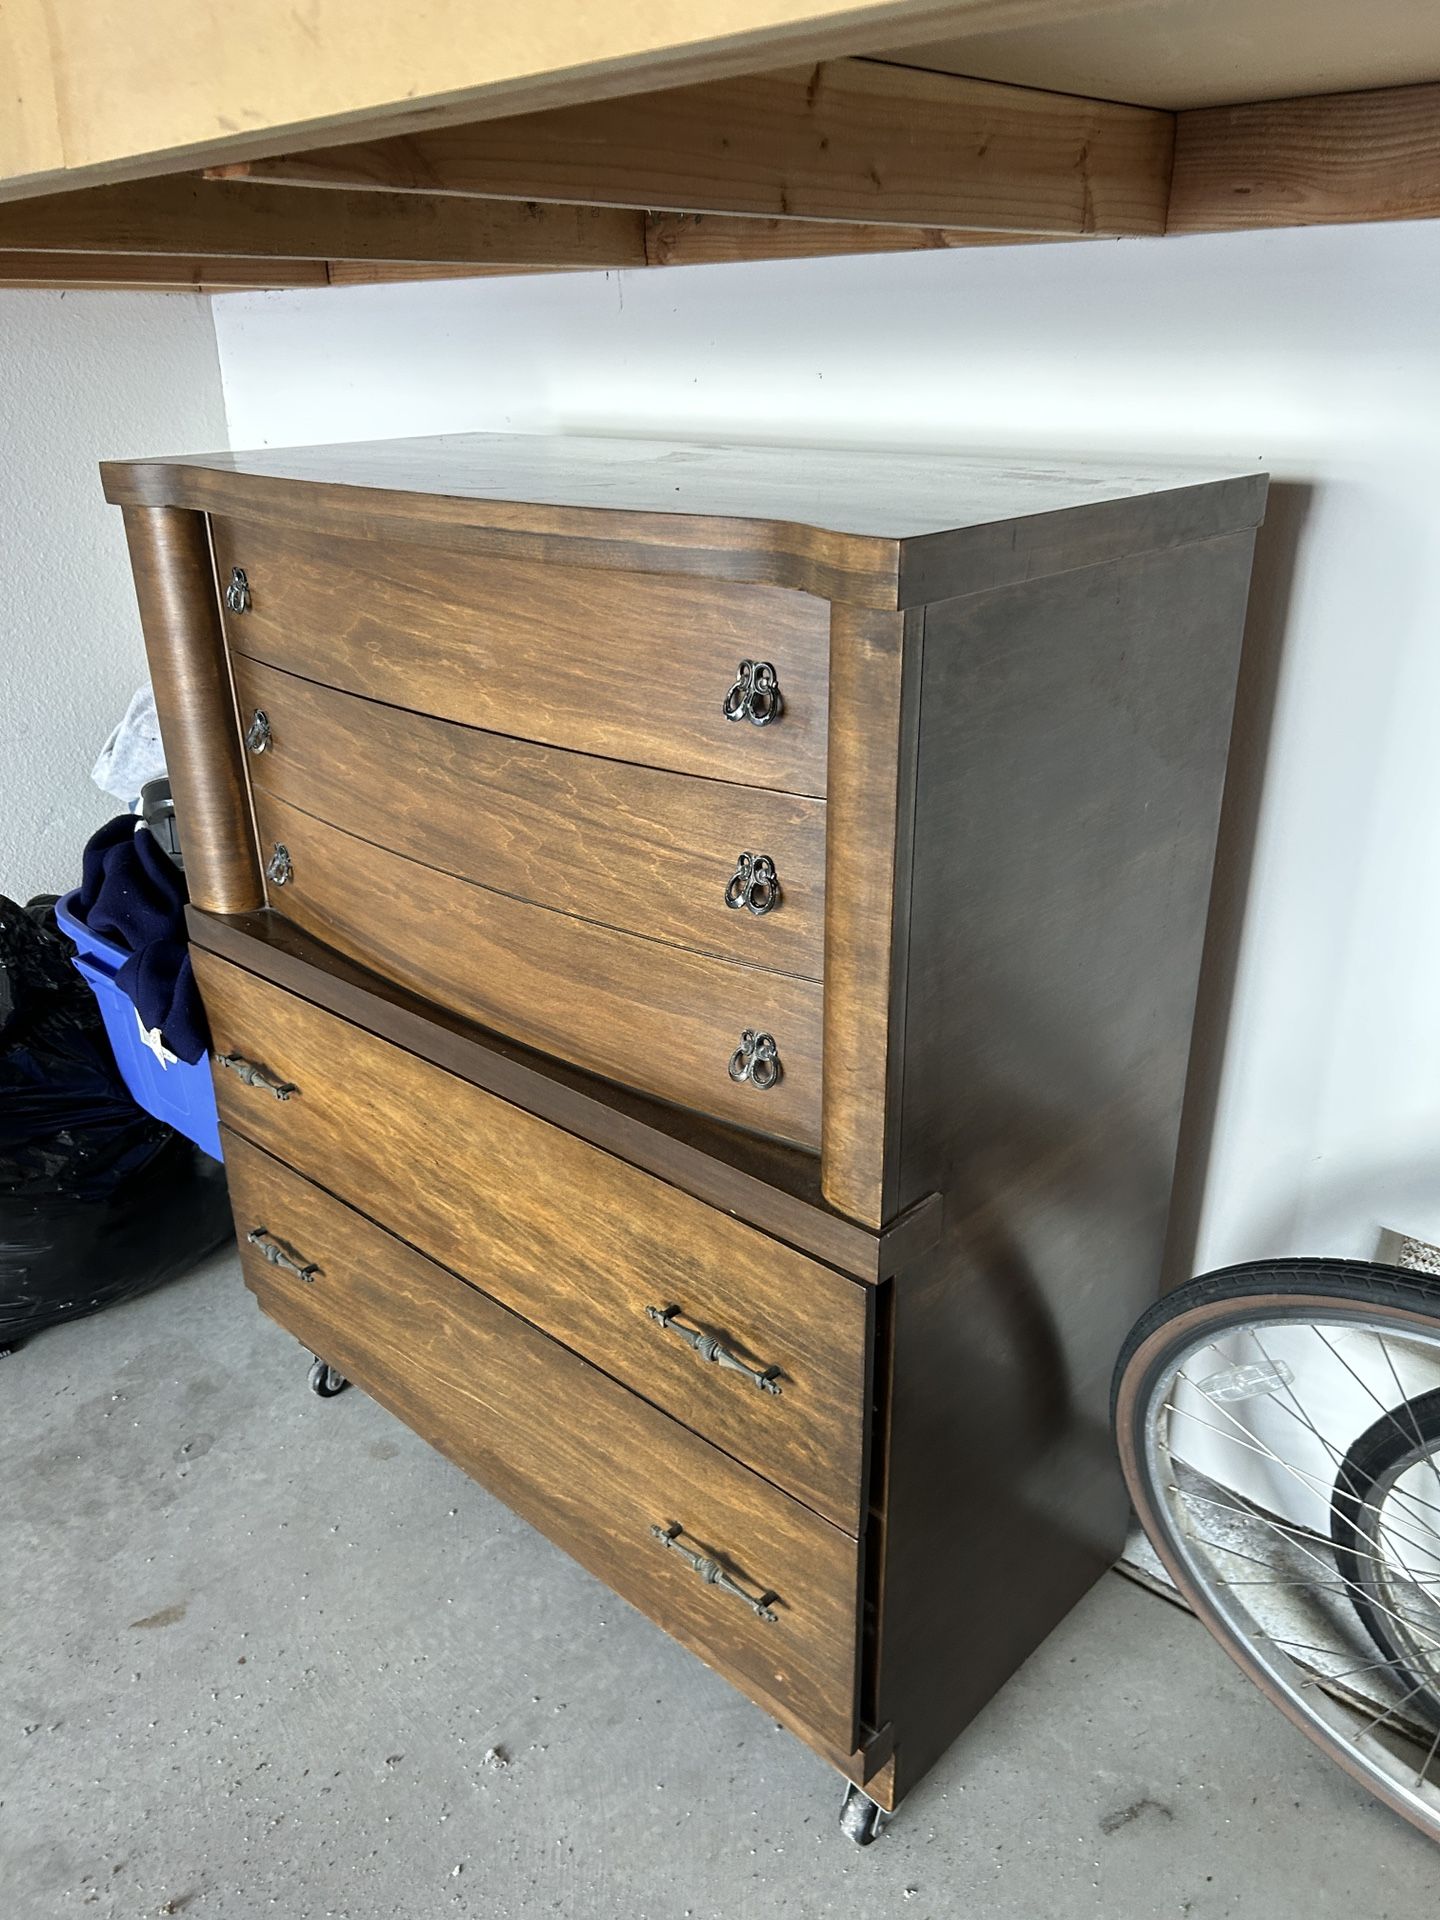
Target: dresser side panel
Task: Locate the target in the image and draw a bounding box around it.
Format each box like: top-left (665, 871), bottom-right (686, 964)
top-left (875, 531), bottom-right (1258, 1796)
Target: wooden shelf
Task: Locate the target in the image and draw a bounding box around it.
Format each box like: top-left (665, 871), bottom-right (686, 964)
top-left (2, 2), bottom-right (1438, 290)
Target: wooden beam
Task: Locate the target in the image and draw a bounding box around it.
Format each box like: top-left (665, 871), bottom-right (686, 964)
top-left (1, 1), bottom-right (1136, 203)
top-left (643, 211), bottom-right (1059, 262)
top-left (0, 177), bottom-right (646, 264)
top-left (1168, 81), bottom-right (1440, 232)
top-left (209, 59), bottom-right (1175, 236)
top-left (0, 252), bottom-right (330, 289)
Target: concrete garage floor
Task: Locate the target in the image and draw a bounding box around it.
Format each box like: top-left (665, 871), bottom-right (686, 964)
top-left (4, 1253), bottom-right (1437, 1920)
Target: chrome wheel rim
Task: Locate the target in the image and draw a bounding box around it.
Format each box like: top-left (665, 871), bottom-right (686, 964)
top-left (1138, 1308), bottom-right (1440, 1835)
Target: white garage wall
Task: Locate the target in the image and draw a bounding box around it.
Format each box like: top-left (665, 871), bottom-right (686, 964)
top-left (0, 293), bottom-right (228, 902)
top-left (210, 223), bottom-right (1440, 1274)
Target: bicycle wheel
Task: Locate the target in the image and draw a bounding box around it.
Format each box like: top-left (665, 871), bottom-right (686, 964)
top-left (1113, 1258), bottom-right (1440, 1844)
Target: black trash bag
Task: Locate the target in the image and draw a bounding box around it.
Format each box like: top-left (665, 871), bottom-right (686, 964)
top-left (0, 896), bottom-right (232, 1350)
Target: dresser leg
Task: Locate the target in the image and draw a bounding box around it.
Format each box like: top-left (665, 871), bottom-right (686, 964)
top-left (307, 1354), bottom-right (349, 1398)
top-left (838, 1782), bottom-right (891, 1846)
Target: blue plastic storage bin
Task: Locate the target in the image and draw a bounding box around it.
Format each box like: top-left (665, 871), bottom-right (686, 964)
top-left (53, 889), bottom-right (222, 1161)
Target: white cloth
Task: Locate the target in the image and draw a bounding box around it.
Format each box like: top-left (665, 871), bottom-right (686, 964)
top-left (91, 686), bottom-right (166, 805)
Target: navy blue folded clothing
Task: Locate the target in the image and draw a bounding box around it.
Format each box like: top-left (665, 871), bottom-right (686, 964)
top-left (74, 817), bottom-right (209, 1064)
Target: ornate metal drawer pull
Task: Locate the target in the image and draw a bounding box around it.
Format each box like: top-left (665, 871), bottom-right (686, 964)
top-left (645, 1304), bottom-right (782, 1394)
top-left (265, 842), bottom-right (293, 887)
top-left (728, 1030), bottom-right (782, 1090)
top-left (246, 1227), bottom-right (320, 1284)
top-left (244, 708), bottom-right (272, 754)
top-left (225, 566), bottom-right (251, 615)
top-left (722, 659), bottom-right (783, 728)
top-left (216, 1052), bottom-right (296, 1100)
top-left (649, 1523), bottom-right (778, 1623)
top-left (724, 852), bottom-right (781, 916)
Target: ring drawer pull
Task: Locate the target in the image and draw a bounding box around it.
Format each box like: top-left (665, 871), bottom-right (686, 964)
top-left (225, 566), bottom-right (251, 615)
top-left (649, 1523), bottom-right (779, 1623)
top-left (244, 708), bottom-right (272, 754)
top-left (216, 1052), bottom-right (296, 1100)
top-left (724, 852), bottom-right (781, 917)
top-left (728, 1030), bottom-right (782, 1090)
top-left (246, 1227), bottom-right (320, 1284)
top-left (645, 1304), bottom-right (782, 1394)
top-left (722, 660), bottom-right (783, 728)
top-left (265, 842), bottom-right (293, 887)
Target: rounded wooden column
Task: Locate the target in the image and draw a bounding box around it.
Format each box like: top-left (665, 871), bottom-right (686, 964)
top-left (120, 504), bottom-right (261, 915)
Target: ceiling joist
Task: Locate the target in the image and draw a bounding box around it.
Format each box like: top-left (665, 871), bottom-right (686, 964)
top-left (5, 58), bottom-right (1440, 290)
top-left (1168, 80), bottom-right (1440, 233)
top-left (208, 59), bottom-right (1175, 237)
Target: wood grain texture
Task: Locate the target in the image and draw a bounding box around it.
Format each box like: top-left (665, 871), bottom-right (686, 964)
top-left (819, 606), bottom-right (921, 1228)
top-left (643, 210), bottom-right (1062, 263)
top-left (213, 518), bottom-right (831, 794)
top-left (0, 252), bottom-right (331, 288)
top-left (225, 1131), bottom-right (862, 1748)
top-left (104, 436), bottom-right (1267, 616)
top-left (0, 176), bottom-right (645, 263)
top-left (216, 58), bottom-right (1174, 236)
top-left (201, 955), bottom-right (867, 1528)
top-left (188, 906), bottom-right (939, 1282)
top-left (249, 791), bottom-right (824, 1147)
top-left (872, 531), bottom-right (1260, 1800)
top-left (1169, 81), bottom-right (1440, 233)
top-left (118, 506), bottom-right (260, 915)
top-left (231, 656), bottom-right (827, 977)
top-left (8, 2), bottom-right (1100, 200)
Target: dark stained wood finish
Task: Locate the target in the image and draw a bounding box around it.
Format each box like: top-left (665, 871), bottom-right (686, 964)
top-left (102, 435), bottom-right (1268, 614)
top-left (119, 505), bottom-right (261, 915)
top-left (200, 950), bottom-right (868, 1529)
top-left (110, 432), bottom-right (1267, 1820)
top-left (231, 655), bottom-right (826, 976)
top-left (819, 605), bottom-right (922, 1228)
top-left (212, 518), bottom-right (831, 794)
top-left (186, 905), bottom-right (940, 1284)
top-left (226, 1132), bottom-right (862, 1750)
top-left (249, 792), bottom-right (824, 1147)
top-left (870, 531), bottom-right (1260, 1800)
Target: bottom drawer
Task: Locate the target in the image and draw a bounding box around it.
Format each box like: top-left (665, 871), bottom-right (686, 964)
top-left (224, 1129), bottom-right (861, 1753)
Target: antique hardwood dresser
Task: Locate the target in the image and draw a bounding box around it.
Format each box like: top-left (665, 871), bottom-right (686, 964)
top-left (102, 435), bottom-right (1266, 1840)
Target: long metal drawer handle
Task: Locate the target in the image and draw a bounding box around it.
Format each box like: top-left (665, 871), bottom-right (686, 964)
top-left (724, 852), bottom-right (781, 916)
top-left (246, 1227), bottom-right (320, 1284)
top-left (645, 1304), bottom-right (782, 1394)
top-left (216, 1052), bottom-right (296, 1100)
top-left (728, 1030), bottom-right (782, 1090)
top-left (649, 1523), bottom-right (779, 1623)
top-left (722, 659), bottom-right (783, 728)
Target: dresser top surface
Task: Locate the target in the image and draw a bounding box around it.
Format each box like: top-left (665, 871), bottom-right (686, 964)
top-left (105, 431), bottom-right (1264, 544)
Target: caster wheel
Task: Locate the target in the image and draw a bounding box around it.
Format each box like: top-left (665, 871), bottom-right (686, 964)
top-left (307, 1356), bottom-right (348, 1398)
top-left (839, 1783), bottom-right (891, 1846)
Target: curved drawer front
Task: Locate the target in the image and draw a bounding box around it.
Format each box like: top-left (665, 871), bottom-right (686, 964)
top-left (213, 519), bottom-right (830, 795)
top-left (250, 791), bottom-right (822, 1147)
top-left (226, 1133), bottom-right (860, 1752)
top-left (198, 951), bottom-right (869, 1531)
top-left (232, 655), bottom-right (825, 978)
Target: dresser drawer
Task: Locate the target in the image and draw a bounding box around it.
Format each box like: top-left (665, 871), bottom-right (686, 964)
top-left (232, 655), bottom-right (825, 978)
top-left (196, 950), bottom-right (870, 1531)
top-left (249, 792), bottom-right (823, 1147)
top-left (213, 519), bottom-right (831, 795)
top-left (225, 1132), bottom-right (860, 1751)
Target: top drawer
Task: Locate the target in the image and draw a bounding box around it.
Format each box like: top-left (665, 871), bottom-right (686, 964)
top-left (212, 520), bottom-right (832, 795)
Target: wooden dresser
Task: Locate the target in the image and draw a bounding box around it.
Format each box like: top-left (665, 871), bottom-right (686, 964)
top-left (102, 435), bottom-right (1266, 1840)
